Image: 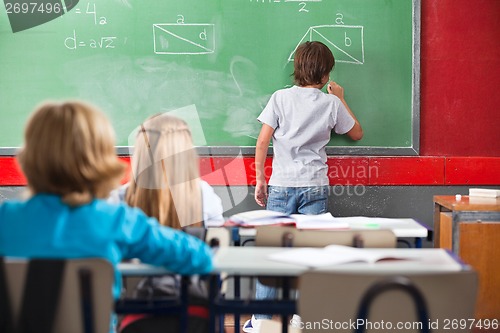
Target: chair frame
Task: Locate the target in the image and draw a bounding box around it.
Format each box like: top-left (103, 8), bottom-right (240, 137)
top-left (1, 257), bottom-right (114, 333)
top-left (298, 270), bottom-right (478, 333)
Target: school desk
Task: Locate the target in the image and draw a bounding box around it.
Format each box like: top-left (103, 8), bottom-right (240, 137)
top-left (119, 246), bottom-right (467, 333)
top-left (221, 217), bottom-right (431, 329)
top-left (433, 195), bottom-right (500, 252)
top-left (236, 217), bottom-right (431, 248)
top-left (433, 195), bottom-right (500, 319)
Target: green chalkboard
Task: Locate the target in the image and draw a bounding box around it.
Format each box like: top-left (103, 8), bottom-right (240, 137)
top-left (0, 0), bottom-right (419, 155)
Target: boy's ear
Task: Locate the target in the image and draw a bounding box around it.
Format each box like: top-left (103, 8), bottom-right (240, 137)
top-left (321, 74), bottom-right (330, 85)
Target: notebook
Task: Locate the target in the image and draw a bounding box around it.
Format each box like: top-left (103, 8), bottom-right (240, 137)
top-left (268, 245), bottom-right (420, 267)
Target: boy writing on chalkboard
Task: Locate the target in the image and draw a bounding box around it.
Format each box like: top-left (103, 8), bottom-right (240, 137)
top-left (247, 41), bottom-right (363, 332)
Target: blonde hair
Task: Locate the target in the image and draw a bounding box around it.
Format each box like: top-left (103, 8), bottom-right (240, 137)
top-left (17, 100), bottom-right (126, 206)
top-left (125, 114), bottom-right (202, 229)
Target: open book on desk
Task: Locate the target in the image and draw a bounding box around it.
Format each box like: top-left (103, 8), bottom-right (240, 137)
top-left (225, 210), bottom-right (349, 230)
top-left (268, 245), bottom-right (421, 268)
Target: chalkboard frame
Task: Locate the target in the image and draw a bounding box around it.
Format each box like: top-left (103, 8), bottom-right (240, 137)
top-left (183, 0), bottom-right (419, 157)
top-left (0, 0), bottom-right (420, 157)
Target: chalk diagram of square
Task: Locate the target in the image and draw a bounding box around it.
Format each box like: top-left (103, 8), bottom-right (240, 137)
top-left (288, 25), bottom-right (364, 65)
top-left (153, 23), bottom-right (215, 55)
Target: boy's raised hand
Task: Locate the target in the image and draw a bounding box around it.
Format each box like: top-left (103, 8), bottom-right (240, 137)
top-left (327, 80), bottom-right (364, 141)
top-left (327, 81), bottom-right (344, 99)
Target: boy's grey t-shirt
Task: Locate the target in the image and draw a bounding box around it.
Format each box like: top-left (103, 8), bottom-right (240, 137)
top-left (258, 85), bottom-right (355, 187)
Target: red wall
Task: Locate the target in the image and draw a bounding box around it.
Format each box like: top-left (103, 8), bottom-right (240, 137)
top-left (420, 0), bottom-right (500, 156)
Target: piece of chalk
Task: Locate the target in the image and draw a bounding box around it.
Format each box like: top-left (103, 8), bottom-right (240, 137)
top-left (455, 194), bottom-right (462, 201)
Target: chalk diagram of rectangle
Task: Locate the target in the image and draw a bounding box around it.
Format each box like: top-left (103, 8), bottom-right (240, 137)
top-left (153, 23), bottom-right (215, 55)
top-left (288, 25), bottom-right (364, 65)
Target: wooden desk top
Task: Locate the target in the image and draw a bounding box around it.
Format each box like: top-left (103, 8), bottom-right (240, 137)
top-left (434, 195), bottom-right (500, 211)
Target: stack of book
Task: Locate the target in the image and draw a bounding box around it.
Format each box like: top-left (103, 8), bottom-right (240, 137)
top-left (225, 210), bottom-right (349, 230)
top-left (468, 188), bottom-right (500, 198)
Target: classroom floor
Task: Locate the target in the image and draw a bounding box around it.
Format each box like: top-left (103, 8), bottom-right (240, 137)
top-left (221, 316), bottom-right (500, 333)
top-left (224, 315), bottom-right (251, 333)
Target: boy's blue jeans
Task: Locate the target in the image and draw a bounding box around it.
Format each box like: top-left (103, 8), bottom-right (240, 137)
top-left (255, 185), bottom-right (328, 320)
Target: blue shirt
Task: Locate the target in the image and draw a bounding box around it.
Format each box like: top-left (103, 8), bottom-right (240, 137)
top-left (0, 194), bottom-right (213, 299)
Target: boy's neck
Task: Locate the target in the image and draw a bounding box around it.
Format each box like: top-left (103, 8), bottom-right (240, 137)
top-left (301, 75), bottom-right (329, 90)
top-left (300, 83), bottom-right (325, 89)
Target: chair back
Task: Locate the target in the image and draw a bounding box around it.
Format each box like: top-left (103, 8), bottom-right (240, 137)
top-left (298, 270), bottom-right (478, 333)
top-left (206, 227), bottom-right (231, 249)
top-left (183, 226), bottom-right (231, 248)
top-left (255, 226), bottom-right (397, 248)
top-left (183, 226), bottom-right (207, 241)
top-left (2, 257), bottom-right (114, 333)
top-left (206, 227), bottom-right (231, 295)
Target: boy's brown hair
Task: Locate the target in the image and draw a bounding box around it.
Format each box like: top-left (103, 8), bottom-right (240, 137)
top-left (293, 41), bottom-right (335, 86)
top-left (17, 100), bottom-right (126, 206)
